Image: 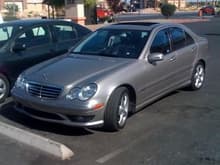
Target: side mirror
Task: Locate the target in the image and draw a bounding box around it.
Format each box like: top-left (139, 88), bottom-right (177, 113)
top-left (12, 43), bottom-right (26, 52)
top-left (148, 52), bottom-right (164, 63)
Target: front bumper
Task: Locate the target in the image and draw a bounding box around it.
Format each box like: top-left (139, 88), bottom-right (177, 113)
top-left (12, 88), bottom-right (105, 127)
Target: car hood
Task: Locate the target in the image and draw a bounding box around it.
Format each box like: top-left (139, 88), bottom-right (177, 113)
top-left (25, 54), bottom-right (133, 87)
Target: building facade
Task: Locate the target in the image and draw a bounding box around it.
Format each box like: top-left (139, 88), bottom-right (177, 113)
top-left (0, 0), bottom-right (47, 17)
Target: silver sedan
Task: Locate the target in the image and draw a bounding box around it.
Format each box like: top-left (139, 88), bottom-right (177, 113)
top-left (12, 22), bottom-right (208, 131)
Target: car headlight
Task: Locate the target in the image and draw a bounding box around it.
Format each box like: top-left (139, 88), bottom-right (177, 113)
top-left (15, 75), bottom-right (27, 90)
top-left (66, 84), bottom-right (97, 101)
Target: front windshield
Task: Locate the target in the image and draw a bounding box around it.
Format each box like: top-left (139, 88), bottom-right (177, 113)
top-left (0, 24), bottom-right (17, 49)
top-left (72, 29), bottom-right (150, 59)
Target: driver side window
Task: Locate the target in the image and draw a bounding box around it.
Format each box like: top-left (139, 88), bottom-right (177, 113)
top-left (150, 30), bottom-right (171, 55)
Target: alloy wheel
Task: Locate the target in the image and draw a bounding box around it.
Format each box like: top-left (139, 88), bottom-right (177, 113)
top-left (0, 78), bottom-right (7, 100)
top-left (117, 93), bottom-right (129, 127)
top-left (194, 64), bottom-right (205, 89)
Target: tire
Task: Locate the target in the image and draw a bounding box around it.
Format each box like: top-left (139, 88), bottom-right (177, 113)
top-left (188, 62), bottom-right (205, 90)
top-left (0, 74), bottom-right (10, 103)
top-left (104, 87), bottom-right (130, 131)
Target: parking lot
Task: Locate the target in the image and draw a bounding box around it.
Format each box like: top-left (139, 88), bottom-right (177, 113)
top-left (0, 18), bottom-right (220, 165)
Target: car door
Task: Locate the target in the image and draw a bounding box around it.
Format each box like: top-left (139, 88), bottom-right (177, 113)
top-left (8, 24), bottom-right (54, 81)
top-left (51, 22), bottom-right (81, 55)
top-left (169, 27), bottom-right (197, 84)
top-left (138, 28), bottom-right (179, 104)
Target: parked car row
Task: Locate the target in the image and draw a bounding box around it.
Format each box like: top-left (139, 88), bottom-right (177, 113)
top-left (9, 21), bottom-right (209, 131)
top-left (0, 19), bottom-right (91, 103)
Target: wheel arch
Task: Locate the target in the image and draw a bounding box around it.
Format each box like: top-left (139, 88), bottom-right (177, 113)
top-left (0, 71), bottom-right (11, 87)
top-left (197, 59), bottom-right (206, 69)
top-left (107, 84), bottom-right (137, 113)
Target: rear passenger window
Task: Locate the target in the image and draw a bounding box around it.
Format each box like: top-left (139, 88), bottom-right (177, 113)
top-left (32, 27), bottom-right (46, 36)
top-left (150, 30), bottom-right (171, 55)
top-left (170, 27), bottom-right (186, 50)
top-left (16, 26), bottom-right (50, 48)
top-left (53, 24), bottom-right (77, 42)
top-left (185, 32), bottom-right (194, 46)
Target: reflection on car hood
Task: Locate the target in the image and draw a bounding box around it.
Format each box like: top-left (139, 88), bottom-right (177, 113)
top-left (25, 54), bottom-right (133, 87)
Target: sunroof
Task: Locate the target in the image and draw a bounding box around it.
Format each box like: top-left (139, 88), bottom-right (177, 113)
top-left (114, 22), bottom-right (159, 26)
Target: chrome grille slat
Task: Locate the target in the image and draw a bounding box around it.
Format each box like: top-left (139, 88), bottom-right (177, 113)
top-left (27, 82), bottom-right (61, 99)
top-left (29, 88), bottom-right (59, 95)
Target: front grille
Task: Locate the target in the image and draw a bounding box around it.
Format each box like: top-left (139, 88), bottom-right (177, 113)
top-left (27, 82), bottom-right (62, 99)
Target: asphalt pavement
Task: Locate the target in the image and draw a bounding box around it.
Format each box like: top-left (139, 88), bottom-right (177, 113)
top-left (0, 17), bottom-right (220, 165)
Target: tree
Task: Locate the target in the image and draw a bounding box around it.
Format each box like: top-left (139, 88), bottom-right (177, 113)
top-left (160, 3), bottom-right (176, 19)
top-left (84, 0), bottom-right (97, 24)
top-left (106, 0), bottom-right (121, 13)
top-left (43, 0), bottom-right (65, 18)
top-left (5, 4), bottom-right (19, 16)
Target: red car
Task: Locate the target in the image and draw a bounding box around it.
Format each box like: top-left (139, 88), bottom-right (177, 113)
top-left (96, 7), bottom-right (113, 22)
top-left (199, 6), bottom-right (215, 15)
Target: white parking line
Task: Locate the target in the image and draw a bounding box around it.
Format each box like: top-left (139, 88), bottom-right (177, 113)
top-left (96, 133), bottom-right (149, 164)
top-left (96, 148), bottom-right (125, 164)
top-left (0, 121), bottom-right (74, 160)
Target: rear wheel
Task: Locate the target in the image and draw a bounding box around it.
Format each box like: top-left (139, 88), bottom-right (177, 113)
top-left (188, 62), bottom-right (205, 90)
top-left (104, 87), bottom-right (130, 131)
top-left (0, 74), bottom-right (10, 103)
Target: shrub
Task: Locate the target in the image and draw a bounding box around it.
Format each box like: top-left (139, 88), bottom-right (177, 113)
top-left (160, 3), bottom-right (176, 19)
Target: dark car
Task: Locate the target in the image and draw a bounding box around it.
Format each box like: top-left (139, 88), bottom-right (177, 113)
top-left (199, 6), bottom-right (215, 15)
top-left (0, 19), bottom-right (91, 103)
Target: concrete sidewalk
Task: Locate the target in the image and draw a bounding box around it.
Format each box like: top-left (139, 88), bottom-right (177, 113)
top-left (0, 134), bottom-right (53, 165)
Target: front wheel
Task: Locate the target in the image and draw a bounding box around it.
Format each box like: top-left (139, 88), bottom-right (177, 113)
top-left (104, 87), bottom-right (130, 131)
top-left (188, 62), bottom-right (205, 90)
top-left (0, 74), bottom-right (10, 103)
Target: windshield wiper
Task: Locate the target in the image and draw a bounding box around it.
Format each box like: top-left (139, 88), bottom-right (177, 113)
top-left (98, 53), bottom-right (116, 57)
top-left (71, 51), bottom-right (115, 57)
top-left (71, 51), bottom-right (84, 55)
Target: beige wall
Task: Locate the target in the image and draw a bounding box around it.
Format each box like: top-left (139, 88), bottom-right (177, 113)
top-left (1, 0), bottom-right (48, 17)
top-left (167, 0), bottom-right (186, 8)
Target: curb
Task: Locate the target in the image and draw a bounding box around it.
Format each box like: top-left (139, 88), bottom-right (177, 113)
top-left (0, 121), bottom-right (74, 160)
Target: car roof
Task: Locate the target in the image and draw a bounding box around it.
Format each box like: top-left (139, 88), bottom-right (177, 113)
top-left (0, 19), bottom-right (75, 27)
top-left (100, 22), bottom-right (161, 31)
top-left (100, 22), bottom-right (185, 31)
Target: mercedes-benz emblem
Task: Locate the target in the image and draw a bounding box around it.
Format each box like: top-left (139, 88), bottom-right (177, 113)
top-left (42, 73), bottom-right (47, 81)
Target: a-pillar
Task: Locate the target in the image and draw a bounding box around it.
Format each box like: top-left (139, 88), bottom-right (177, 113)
top-left (65, 0), bottom-right (86, 25)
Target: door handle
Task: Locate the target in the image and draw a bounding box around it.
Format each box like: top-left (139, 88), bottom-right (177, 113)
top-left (169, 56), bottom-right (176, 61)
top-left (191, 46), bottom-right (196, 52)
